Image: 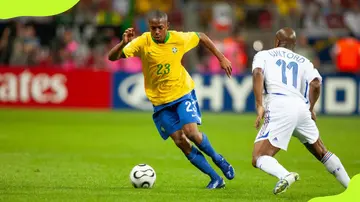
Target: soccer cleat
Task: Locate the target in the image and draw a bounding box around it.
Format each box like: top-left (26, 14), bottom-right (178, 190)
top-left (214, 155), bottom-right (235, 180)
top-left (273, 172), bottom-right (300, 195)
top-left (206, 177), bottom-right (225, 189)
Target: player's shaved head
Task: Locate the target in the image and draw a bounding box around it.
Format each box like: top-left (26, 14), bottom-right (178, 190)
top-left (147, 10), bottom-right (168, 22)
top-left (275, 27), bottom-right (296, 50)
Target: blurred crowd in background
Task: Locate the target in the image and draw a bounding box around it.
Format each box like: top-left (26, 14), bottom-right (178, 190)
top-left (0, 0), bottom-right (360, 75)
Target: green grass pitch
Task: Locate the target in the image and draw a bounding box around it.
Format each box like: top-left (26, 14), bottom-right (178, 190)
top-left (0, 109), bottom-right (358, 202)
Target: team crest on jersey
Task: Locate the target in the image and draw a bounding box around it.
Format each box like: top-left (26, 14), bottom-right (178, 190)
top-left (172, 47), bottom-right (178, 53)
top-left (161, 126), bottom-right (166, 132)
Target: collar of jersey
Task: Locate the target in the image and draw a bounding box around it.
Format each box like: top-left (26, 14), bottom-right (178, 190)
top-left (152, 32), bottom-right (170, 44)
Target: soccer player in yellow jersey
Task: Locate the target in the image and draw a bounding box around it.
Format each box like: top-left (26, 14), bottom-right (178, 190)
top-left (108, 10), bottom-right (235, 189)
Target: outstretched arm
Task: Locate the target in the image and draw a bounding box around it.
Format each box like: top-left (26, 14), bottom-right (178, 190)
top-left (108, 28), bottom-right (136, 61)
top-left (198, 32), bottom-right (232, 78)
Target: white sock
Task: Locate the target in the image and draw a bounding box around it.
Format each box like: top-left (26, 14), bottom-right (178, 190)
top-left (256, 155), bottom-right (290, 180)
top-left (322, 151), bottom-right (350, 188)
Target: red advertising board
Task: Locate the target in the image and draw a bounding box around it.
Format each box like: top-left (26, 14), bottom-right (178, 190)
top-left (0, 67), bottom-right (111, 109)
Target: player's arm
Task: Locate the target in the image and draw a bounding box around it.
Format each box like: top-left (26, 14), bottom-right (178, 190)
top-left (253, 68), bottom-right (264, 129)
top-left (252, 51), bottom-right (266, 129)
top-left (108, 28), bottom-right (136, 61)
top-left (198, 32), bottom-right (224, 62)
top-left (108, 40), bottom-right (127, 61)
top-left (309, 78), bottom-right (321, 111)
top-left (253, 68), bottom-right (264, 109)
top-left (307, 67), bottom-right (322, 121)
top-left (198, 32), bottom-right (232, 78)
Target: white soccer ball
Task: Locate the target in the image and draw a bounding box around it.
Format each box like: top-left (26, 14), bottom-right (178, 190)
top-left (130, 164), bottom-right (156, 188)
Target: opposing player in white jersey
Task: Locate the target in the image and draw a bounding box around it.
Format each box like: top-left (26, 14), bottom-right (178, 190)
top-left (251, 27), bottom-right (351, 195)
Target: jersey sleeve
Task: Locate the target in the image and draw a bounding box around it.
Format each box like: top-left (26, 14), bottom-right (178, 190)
top-left (180, 32), bottom-right (200, 53)
top-left (123, 34), bottom-right (146, 58)
top-left (252, 51), bottom-right (266, 72)
top-left (305, 62), bottom-right (323, 84)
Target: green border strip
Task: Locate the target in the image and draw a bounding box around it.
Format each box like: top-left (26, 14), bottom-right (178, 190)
top-left (309, 174), bottom-right (360, 202)
top-left (0, 0), bottom-right (79, 19)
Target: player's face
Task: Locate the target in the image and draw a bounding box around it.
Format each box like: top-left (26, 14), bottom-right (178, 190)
top-left (148, 18), bottom-right (169, 43)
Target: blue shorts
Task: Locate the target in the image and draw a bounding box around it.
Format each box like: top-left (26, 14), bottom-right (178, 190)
top-left (152, 90), bottom-right (202, 140)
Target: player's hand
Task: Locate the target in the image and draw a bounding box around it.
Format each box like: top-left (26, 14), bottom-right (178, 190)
top-left (220, 57), bottom-right (232, 78)
top-left (122, 28), bottom-right (135, 44)
top-left (255, 105), bottom-right (265, 130)
top-left (311, 110), bottom-right (317, 121)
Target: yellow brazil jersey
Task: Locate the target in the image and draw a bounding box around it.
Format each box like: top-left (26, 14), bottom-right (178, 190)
top-left (122, 30), bottom-right (200, 106)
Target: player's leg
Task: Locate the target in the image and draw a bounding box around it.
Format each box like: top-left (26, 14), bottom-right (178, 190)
top-left (305, 140), bottom-right (350, 188)
top-left (252, 139), bottom-right (299, 194)
top-left (295, 116), bottom-right (350, 188)
top-left (169, 130), bottom-right (192, 155)
top-left (177, 92), bottom-right (235, 180)
top-left (153, 106), bottom-right (223, 189)
top-left (182, 123), bottom-right (220, 161)
top-left (182, 122), bottom-right (234, 182)
top-left (252, 139), bottom-right (285, 178)
top-left (169, 130), bottom-right (223, 187)
top-left (304, 139), bottom-right (350, 188)
top-left (181, 123), bottom-right (226, 188)
top-left (253, 103), bottom-right (300, 194)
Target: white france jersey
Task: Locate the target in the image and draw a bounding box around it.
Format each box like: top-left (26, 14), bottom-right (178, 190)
top-left (252, 47), bottom-right (322, 105)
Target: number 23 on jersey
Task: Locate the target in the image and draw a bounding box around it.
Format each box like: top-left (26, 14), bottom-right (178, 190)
top-left (156, 63), bottom-right (171, 75)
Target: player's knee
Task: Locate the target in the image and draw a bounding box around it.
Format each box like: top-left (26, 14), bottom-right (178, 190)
top-left (173, 137), bottom-right (183, 147)
top-left (173, 135), bottom-right (189, 149)
top-left (182, 124), bottom-right (200, 140)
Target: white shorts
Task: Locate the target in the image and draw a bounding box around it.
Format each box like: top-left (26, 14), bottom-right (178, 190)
top-left (254, 96), bottom-right (319, 151)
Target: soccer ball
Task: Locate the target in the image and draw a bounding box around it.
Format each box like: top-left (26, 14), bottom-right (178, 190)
top-left (130, 164), bottom-right (156, 188)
